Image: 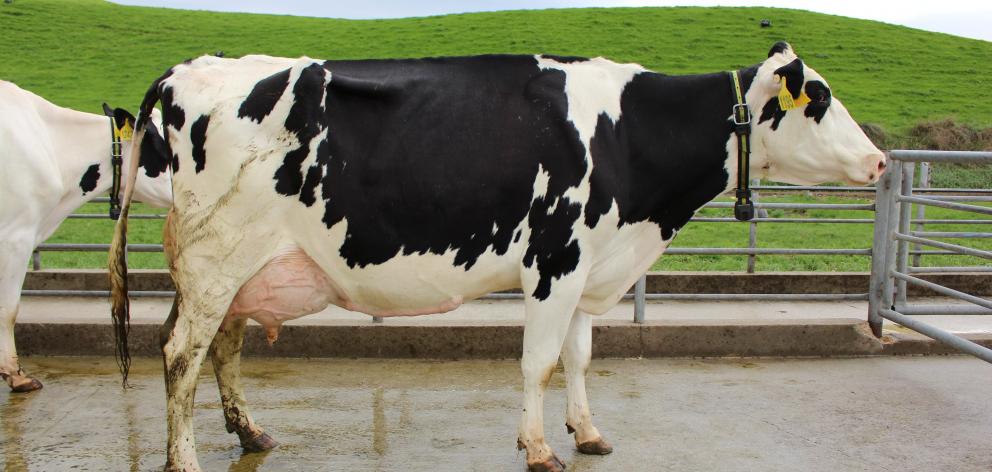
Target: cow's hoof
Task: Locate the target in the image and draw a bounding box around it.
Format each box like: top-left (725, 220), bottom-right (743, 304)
top-left (240, 431), bottom-right (279, 452)
top-left (527, 454), bottom-right (566, 472)
top-left (577, 437), bottom-right (613, 455)
top-left (10, 377), bottom-right (43, 393)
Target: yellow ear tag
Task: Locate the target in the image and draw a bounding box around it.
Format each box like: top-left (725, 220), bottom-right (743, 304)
top-left (116, 121), bottom-right (134, 141)
top-left (777, 77), bottom-right (812, 110)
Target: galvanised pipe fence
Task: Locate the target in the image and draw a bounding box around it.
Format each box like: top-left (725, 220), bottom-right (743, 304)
top-left (868, 150), bottom-right (992, 363)
top-left (630, 155), bottom-right (992, 322)
top-left (33, 178), bottom-right (990, 277)
top-left (26, 150), bottom-right (992, 343)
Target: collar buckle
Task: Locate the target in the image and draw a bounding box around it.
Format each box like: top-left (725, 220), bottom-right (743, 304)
top-left (732, 103), bottom-right (750, 126)
top-left (732, 103), bottom-right (751, 135)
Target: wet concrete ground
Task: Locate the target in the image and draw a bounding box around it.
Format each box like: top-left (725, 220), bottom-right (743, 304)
top-left (2, 356), bottom-right (991, 471)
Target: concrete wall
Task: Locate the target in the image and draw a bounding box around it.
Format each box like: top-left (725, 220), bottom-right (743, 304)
top-left (15, 320), bottom-right (991, 359)
top-left (23, 269), bottom-right (992, 295)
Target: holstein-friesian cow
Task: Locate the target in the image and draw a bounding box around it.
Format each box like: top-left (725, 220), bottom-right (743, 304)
top-left (0, 81), bottom-right (173, 392)
top-left (110, 42), bottom-right (885, 471)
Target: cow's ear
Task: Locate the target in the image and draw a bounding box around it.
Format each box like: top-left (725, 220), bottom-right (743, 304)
top-left (102, 102), bottom-right (114, 117)
top-left (768, 41), bottom-right (795, 58)
top-left (114, 108), bottom-right (137, 129)
top-left (773, 58), bottom-right (805, 100)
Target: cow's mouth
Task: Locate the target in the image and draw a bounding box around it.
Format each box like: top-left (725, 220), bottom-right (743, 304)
top-left (845, 176), bottom-right (876, 186)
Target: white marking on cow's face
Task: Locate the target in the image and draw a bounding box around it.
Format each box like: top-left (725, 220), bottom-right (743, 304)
top-left (746, 49), bottom-right (886, 186)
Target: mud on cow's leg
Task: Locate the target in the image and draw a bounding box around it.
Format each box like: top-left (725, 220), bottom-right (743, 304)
top-left (161, 289), bottom-right (228, 472)
top-left (0, 239), bottom-right (43, 393)
top-left (561, 310), bottom-right (612, 455)
top-left (517, 267), bottom-right (589, 472)
top-left (0, 305), bottom-right (43, 393)
top-left (210, 317), bottom-right (277, 452)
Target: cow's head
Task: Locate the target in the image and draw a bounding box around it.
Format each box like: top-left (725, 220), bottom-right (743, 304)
top-left (103, 104), bottom-right (173, 207)
top-left (748, 42), bottom-right (886, 185)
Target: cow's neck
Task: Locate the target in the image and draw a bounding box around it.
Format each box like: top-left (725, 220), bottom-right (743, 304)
top-left (619, 66), bottom-right (759, 239)
top-left (36, 105), bottom-right (124, 237)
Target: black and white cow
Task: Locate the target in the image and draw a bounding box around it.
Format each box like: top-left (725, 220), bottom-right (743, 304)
top-left (0, 80), bottom-right (173, 392)
top-left (109, 42), bottom-right (885, 471)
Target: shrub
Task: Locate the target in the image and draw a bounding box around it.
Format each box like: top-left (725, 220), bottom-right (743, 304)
top-left (860, 120), bottom-right (992, 189)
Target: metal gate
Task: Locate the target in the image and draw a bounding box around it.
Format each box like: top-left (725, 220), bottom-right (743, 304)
top-left (868, 150), bottom-right (992, 362)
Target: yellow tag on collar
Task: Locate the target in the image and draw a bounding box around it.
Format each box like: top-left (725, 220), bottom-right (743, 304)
top-left (777, 77), bottom-right (811, 110)
top-left (115, 121), bottom-right (134, 141)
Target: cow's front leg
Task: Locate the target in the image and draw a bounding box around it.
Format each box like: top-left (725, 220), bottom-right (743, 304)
top-left (0, 239), bottom-right (42, 392)
top-left (161, 290), bottom-right (227, 472)
top-left (210, 317), bottom-right (277, 452)
top-left (562, 310), bottom-right (612, 455)
top-left (0, 306), bottom-right (42, 393)
top-left (518, 270), bottom-right (587, 472)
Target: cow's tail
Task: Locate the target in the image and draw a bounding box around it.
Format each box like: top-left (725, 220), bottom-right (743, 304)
top-left (109, 74), bottom-right (167, 388)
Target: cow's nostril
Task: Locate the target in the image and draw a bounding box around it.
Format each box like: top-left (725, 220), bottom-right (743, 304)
top-left (877, 160), bottom-right (887, 172)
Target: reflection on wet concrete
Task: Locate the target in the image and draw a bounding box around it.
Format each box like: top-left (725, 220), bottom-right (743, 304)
top-left (124, 385), bottom-right (141, 472)
top-left (228, 449), bottom-right (271, 472)
top-left (1, 356), bottom-right (992, 471)
top-left (372, 387), bottom-right (386, 456)
top-left (2, 388), bottom-right (31, 471)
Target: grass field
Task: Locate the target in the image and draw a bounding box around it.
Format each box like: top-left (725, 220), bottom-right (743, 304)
top-left (2, 0), bottom-right (991, 133)
top-left (3, 1), bottom-right (991, 272)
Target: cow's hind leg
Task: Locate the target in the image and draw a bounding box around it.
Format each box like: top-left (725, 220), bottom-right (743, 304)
top-left (562, 310), bottom-right (612, 455)
top-left (210, 317), bottom-right (277, 452)
top-left (0, 238), bottom-right (42, 392)
top-left (161, 290), bottom-right (228, 472)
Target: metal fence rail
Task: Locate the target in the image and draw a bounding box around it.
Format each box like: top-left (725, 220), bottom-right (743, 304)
top-left (27, 151), bottom-right (992, 342)
top-left (36, 181), bottom-right (988, 273)
top-left (868, 150), bottom-right (992, 363)
top-left (629, 155), bottom-right (990, 323)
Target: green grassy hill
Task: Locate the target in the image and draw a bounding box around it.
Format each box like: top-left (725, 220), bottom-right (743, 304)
top-left (4, 1), bottom-right (990, 272)
top-left (1, 0), bottom-right (991, 134)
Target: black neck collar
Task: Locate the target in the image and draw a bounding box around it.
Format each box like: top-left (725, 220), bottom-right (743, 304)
top-left (729, 70), bottom-right (754, 221)
top-left (108, 117), bottom-right (124, 220)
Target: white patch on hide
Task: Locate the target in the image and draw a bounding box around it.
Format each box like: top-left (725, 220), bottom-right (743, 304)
top-left (535, 56), bottom-right (644, 146)
top-left (534, 55), bottom-right (644, 218)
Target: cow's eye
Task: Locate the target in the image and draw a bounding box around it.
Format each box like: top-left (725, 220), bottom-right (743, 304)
top-left (804, 81), bottom-right (831, 108)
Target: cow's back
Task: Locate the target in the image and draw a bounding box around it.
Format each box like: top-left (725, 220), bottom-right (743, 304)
top-left (0, 81), bottom-right (64, 230)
